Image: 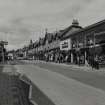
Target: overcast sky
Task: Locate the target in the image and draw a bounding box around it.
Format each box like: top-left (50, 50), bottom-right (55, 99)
top-left (0, 0), bottom-right (105, 50)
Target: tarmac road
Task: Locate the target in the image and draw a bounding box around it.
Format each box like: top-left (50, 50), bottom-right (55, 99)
top-left (14, 60), bottom-right (105, 105)
top-left (35, 61), bottom-right (105, 91)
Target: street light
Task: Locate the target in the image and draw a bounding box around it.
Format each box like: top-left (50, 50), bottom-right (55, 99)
top-left (0, 41), bottom-right (8, 63)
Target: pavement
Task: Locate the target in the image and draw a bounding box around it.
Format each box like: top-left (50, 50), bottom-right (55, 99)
top-left (0, 64), bottom-right (31, 105)
top-left (21, 60), bottom-right (105, 72)
top-left (14, 60), bottom-right (105, 105)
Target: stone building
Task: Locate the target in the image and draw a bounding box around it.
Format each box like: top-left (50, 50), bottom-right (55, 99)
top-left (61, 19), bottom-right (105, 65)
top-left (37, 30), bottom-right (63, 61)
top-left (16, 19), bottom-right (105, 66)
top-left (60, 19), bottom-right (82, 63)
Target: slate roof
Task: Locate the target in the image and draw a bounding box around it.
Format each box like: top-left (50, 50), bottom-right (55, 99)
top-left (83, 19), bottom-right (105, 31)
top-left (44, 30), bottom-right (65, 43)
top-left (45, 33), bottom-right (54, 43)
top-left (61, 25), bottom-right (82, 40)
top-left (61, 19), bottom-right (105, 40)
top-left (38, 38), bottom-right (45, 45)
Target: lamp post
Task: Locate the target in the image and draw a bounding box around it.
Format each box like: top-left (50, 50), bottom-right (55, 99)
top-left (0, 41), bottom-right (8, 63)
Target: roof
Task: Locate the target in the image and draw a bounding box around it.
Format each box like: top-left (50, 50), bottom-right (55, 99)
top-left (61, 25), bottom-right (82, 40)
top-left (84, 19), bottom-right (105, 31)
top-left (33, 41), bottom-right (39, 47)
top-left (61, 19), bottom-right (105, 40)
top-left (74, 19), bottom-right (105, 35)
top-left (39, 38), bottom-right (45, 45)
top-left (45, 30), bottom-right (65, 42)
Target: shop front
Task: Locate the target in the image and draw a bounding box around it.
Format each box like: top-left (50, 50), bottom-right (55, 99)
top-left (71, 34), bottom-right (86, 65)
top-left (94, 32), bottom-right (105, 66)
top-left (43, 40), bottom-right (60, 62)
top-left (60, 39), bottom-right (72, 63)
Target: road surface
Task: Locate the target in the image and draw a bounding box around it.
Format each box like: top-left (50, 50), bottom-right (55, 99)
top-left (12, 60), bottom-right (105, 105)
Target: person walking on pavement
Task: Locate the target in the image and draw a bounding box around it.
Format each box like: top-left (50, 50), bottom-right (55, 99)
top-left (94, 56), bottom-right (99, 70)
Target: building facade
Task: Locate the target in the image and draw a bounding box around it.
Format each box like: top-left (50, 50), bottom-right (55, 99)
top-left (61, 19), bottom-right (105, 66)
top-left (15, 19), bottom-right (105, 67)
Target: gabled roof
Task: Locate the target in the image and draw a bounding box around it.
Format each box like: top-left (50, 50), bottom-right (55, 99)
top-left (45, 33), bottom-right (53, 39)
top-left (39, 38), bottom-right (45, 45)
top-left (44, 32), bottom-right (55, 43)
top-left (33, 41), bottom-right (39, 47)
top-left (44, 30), bottom-right (65, 43)
top-left (57, 30), bottom-right (65, 38)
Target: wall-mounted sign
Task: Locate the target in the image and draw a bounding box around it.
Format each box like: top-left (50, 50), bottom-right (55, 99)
top-left (60, 39), bottom-right (71, 50)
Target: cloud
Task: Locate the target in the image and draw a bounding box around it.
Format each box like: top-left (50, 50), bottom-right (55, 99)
top-left (77, 0), bottom-right (105, 26)
top-left (0, 0), bottom-right (104, 50)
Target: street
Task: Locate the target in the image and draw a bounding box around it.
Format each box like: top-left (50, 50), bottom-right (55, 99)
top-left (1, 60), bottom-right (105, 105)
top-left (1, 1), bottom-right (105, 105)
top-left (12, 60), bottom-right (105, 105)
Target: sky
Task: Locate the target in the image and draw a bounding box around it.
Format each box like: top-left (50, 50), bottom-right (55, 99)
top-left (0, 0), bottom-right (105, 50)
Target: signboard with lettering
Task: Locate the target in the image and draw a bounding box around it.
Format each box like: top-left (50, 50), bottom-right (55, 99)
top-left (60, 39), bottom-right (71, 50)
top-left (0, 41), bottom-right (8, 45)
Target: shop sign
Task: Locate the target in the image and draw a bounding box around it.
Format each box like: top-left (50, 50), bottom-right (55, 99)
top-left (60, 39), bottom-right (71, 50)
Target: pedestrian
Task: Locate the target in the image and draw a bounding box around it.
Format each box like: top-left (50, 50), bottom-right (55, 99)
top-left (65, 55), bottom-right (68, 63)
top-left (90, 56), bottom-right (94, 70)
top-left (94, 56), bottom-right (99, 70)
top-left (85, 59), bottom-right (89, 67)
